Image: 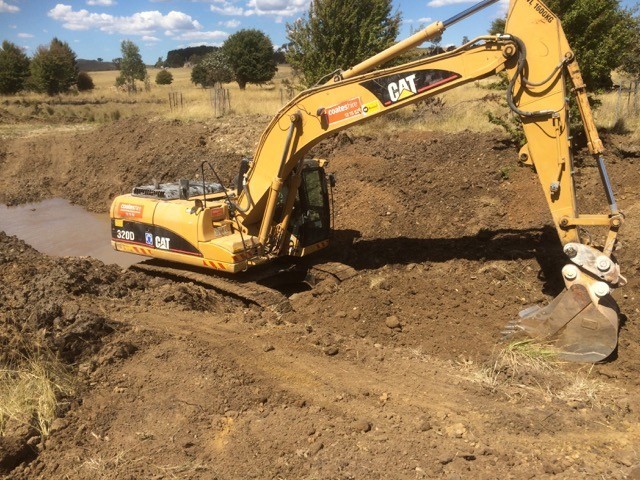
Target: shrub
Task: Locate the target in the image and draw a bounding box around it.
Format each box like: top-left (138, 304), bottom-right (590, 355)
top-left (77, 71), bottom-right (94, 91)
top-left (155, 69), bottom-right (173, 85)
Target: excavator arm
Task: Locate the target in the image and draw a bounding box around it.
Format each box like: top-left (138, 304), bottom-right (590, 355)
top-left (233, 0), bottom-right (625, 361)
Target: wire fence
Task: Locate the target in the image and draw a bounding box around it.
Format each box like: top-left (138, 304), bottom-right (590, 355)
top-left (210, 87), bottom-right (231, 117)
top-left (614, 81), bottom-right (639, 120)
top-left (280, 87), bottom-right (296, 106)
top-left (167, 84), bottom-right (299, 117)
top-left (168, 91), bottom-right (183, 111)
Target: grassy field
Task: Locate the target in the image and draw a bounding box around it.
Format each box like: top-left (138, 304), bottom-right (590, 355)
top-left (0, 65), bottom-right (638, 142)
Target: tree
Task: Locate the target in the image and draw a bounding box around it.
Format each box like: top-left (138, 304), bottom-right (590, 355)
top-left (154, 56), bottom-right (164, 69)
top-left (115, 40), bottom-right (146, 92)
top-left (30, 38), bottom-right (78, 95)
top-left (221, 29), bottom-right (277, 90)
top-left (286, 0), bottom-right (401, 87)
top-left (489, 18), bottom-right (506, 35)
top-left (545, 0), bottom-right (636, 90)
top-left (112, 57), bottom-right (121, 70)
top-left (155, 69), bottom-right (173, 85)
top-left (77, 71), bottom-right (95, 91)
top-left (621, 15), bottom-right (640, 79)
top-left (191, 50), bottom-right (233, 88)
top-left (0, 40), bottom-right (30, 95)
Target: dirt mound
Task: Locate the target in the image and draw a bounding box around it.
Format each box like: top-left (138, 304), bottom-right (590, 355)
top-left (0, 232), bottom-right (248, 474)
top-left (1, 118), bottom-right (640, 478)
top-left (0, 116), bottom-right (269, 212)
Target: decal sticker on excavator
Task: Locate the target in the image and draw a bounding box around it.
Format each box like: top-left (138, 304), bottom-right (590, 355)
top-left (118, 203), bottom-right (144, 219)
top-left (526, 0), bottom-right (555, 23)
top-left (111, 220), bottom-right (201, 256)
top-left (360, 70), bottom-right (460, 106)
top-left (362, 100), bottom-right (380, 116)
top-left (326, 97), bottom-right (363, 124)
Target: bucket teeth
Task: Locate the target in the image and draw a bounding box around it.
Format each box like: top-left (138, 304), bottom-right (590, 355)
top-left (500, 319), bottom-right (525, 336)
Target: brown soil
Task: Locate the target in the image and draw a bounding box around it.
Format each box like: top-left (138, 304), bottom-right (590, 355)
top-left (1, 117), bottom-right (640, 479)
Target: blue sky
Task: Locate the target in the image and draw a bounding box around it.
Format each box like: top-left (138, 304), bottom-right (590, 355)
top-left (0, 0), bottom-right (637, 64)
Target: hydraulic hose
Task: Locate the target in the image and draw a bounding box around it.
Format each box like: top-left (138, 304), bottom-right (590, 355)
top-left (504, 35), bottom-right (556, 118)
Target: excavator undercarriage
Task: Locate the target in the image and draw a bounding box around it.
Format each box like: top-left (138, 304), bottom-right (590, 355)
top-left (111, 0), bottom-right (626, 362)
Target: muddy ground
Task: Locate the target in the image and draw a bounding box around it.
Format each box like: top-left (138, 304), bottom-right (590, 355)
top-left (1, 117), bottom-right (640, 479)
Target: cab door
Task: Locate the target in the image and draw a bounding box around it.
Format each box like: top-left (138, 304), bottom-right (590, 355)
top-left (297, 167), bottom-right (331, 247)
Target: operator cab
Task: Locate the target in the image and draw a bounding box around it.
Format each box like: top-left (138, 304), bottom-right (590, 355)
top-left (274, 159), bottom-right (332, 256)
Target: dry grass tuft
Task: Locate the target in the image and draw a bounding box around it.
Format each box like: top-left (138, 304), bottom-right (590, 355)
top-left (0, 352), bottom-right (75, 437)
top-left (461, 340), bottom-right (621, 409)
top-left (462, 340), bottom-right (556, 391)
top-left (555, 366), bottom-right (607, 408)
top-left (499, 339), bottom-right (557, 375)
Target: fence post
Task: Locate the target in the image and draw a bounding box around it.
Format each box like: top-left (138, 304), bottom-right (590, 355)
top-left (615, 84), bottom-right (622, 121)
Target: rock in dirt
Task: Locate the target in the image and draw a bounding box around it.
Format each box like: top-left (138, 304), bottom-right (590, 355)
top-left (48, 418), bottom-right (68, 434)
top-left (445, 423), bottom-right (467, 439)
top-left (385, 315), bottom-right (401, 329)
top-left (353, 420), bottom-right (372, 433)
top-left (370, 277), bottom-right (391, 290)
top-left (418, 417), bottom-right (433, 432)
top-left (324, 346), bottom-right (339, 356)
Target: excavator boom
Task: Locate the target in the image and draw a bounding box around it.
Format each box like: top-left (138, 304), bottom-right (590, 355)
top-left (110, 0), bottom-right (625, 362)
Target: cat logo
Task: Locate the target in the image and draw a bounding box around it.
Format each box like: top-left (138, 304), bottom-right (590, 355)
top-left (155, 236), bottom-right (171, 250)
top-left (388, 74), bottom-right (417, 103)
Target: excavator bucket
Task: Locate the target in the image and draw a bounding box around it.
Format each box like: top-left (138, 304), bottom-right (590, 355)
top-left (503, 284), bottom-right (619, 363)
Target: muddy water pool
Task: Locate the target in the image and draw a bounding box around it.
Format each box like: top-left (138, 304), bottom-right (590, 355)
top-left (0, 198), bottom-right (143, 267)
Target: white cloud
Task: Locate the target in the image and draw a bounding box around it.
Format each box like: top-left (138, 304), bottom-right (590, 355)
top-left (17, 33), bottom-right (34, 38)
top-left (142, 35), bottom-right (160, 42)
top-left (87, 0), bottom-right (116, 6)
top-left (246, 0), bottom-right (310, 16)
top-left (0, 1), bottom-right (20, 13)
top-left (219, 19), bottom-right (240, 28)
top-left (48, 4), bottom-right (203, 36)
top-left (405, 17), bottom-right (432, 24)
top-left (209, 0), bottom-right (310, 17)
top-left (210, 2), bottom-right (244, 16)
top-left (173, 30), bottom-right (228, 41)
top-left (9, 24), bottom-right (17, 28)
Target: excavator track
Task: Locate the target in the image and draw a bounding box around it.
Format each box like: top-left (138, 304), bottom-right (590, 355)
top-left (130, 259), bottom-right (359, 315)
top-left (131, 259), bottom-right (293, 314)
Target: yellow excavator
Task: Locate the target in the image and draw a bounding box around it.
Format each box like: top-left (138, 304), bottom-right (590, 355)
top-left (111, 0), bottom-right (626, 362)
